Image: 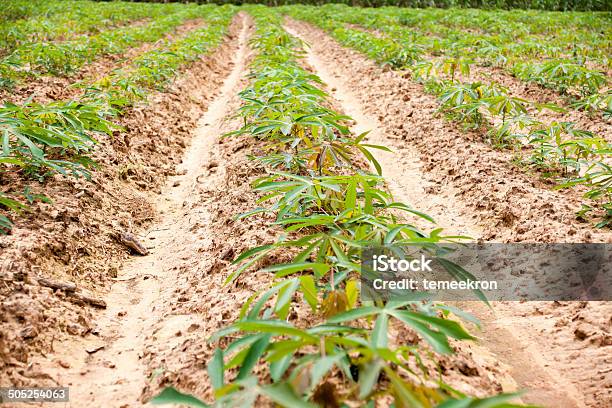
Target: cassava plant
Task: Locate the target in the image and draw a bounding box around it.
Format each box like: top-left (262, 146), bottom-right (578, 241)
top-left (152, 6), bottom-right (530, 408)
top-left (0, 5), bottom-right (237, 233)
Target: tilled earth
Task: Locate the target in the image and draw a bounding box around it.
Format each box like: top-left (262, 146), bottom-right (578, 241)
top-left (0, 14), bottom-right (242, 393)
top-left (285, 19), bottom-right (611, 408)
top-left (0, 12), bottom-right (610, 408)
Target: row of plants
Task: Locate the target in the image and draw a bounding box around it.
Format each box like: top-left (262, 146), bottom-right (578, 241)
top-left (152, 6), bottom-right (528, 407)
top-left (122, 0), bottom-right (612, 12)
top-left (88, 5), bottom-right (235, 108)
top-left (383, 5), bottom-right (611, 35)
top-left (323, 4), bottom-right (611, 64)
top-left (0, 0), bottom-right (67, 22)
top-left (283, 6), bottom-right (612, 227)
top-left (385, 6), bottom-right (611, 53)
top-left (0, 0), bottom-right (184, 55)
top-left (299, 4), bottom-right (611, 115)
top-left (0, 5), bottom-right (237, 234)
top-left (0, 4), bottom-right (204, 85)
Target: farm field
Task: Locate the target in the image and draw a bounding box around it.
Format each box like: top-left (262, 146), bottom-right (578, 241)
top-left (0, 1), bottom-right (610, 407)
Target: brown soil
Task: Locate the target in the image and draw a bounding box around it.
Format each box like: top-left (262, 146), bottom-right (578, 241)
top-left (16, 14), bottom-right (528, 406)
top-left (0, 13), bottom-right (244, 396)
top-left (0, 11), bottom-right (610, 408)
top-left (284, 18), bottom-right (611, 408)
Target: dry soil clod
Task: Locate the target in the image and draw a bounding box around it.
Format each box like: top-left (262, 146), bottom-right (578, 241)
top-left (114, 231), bottom-right (149, 256)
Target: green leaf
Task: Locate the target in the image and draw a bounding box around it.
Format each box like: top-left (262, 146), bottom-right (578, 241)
top-left (236, 320), bottom-right (317, 342)
top-left (437, 258), bottom-right (488, 304)
top-left (358, 358), bottom-right (383, 399)
top-left (247, 285), bottom-right (284, 320)
top-left (386, 202), bottom-right (436, 223)
top-left (270, 354), bottom-right (293, 383)
top-left (329, 238), bottom-right (349, 264)
top-left (225, 249), bottom-right (270, 285)
top-left (357, 144), bottom-right (383, 175)
top-left (275, 278), bottom-right (300, 319)
top-left (208, 348), bottom-right (224, 392)
top-left (388, 310), bottom-right (474, 354)
top-left (0, 215), bottom-right (13, 234)
top-left (150, 387), bottom-right (209, 408)
top-left (361, 143), bottom-right (392, 152)
top-left (299, 275), bottom-right (318, 312)
top-left (237, 334), bottom-right (271, 380)
top-left (235, 207), bottom-right (269, 220)
top-left (371, 313), bottom-right (389, 349)
top-left (16, 133), bottom-right (44, 158)
top-left (345, 177), bottom-right (357, 211)
top-left (261, 383), bottom-right (316, 408)
top-left (232, 244), bottom-right (274, 265)
top-left (326, 306), bottom-right (380, 324)
top-left (262, 262), bottom-right (331, 278)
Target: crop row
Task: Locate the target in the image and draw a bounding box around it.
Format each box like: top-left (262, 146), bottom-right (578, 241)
top-left (88, 5), bottom-right (234, 107)
top-left (315, 4), bottom-right (611, 63)
top-left (0, 0), bottom-right (187, 55)
top-left (300, 4), bottom-right (611, 113)
top-left (0, 4), bottom-right (204, 85)
top-left (390, 6), bottom-right (611, 35)
top-left (284, 6), bottom-right (612, 227)
top-left (0, 0), bottom-right (68, 22)
top-left (0, 5), bottom-right (237, 234)
top-left (382, 6), bottom-right (611, 61)
top-left (152, 6), bottom-right (526, 407)
top-left (325, 7), bottom-right (608, 63)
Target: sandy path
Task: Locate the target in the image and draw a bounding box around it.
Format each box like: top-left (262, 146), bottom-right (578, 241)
top-left (284, 19), bottom-right (608, 408)
top-left (25, 15), bottom-right (252, 407)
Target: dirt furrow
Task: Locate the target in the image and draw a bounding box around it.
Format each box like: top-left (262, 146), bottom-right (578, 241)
top-left (287, 20), bottom-right (612, 244)
top-left (0, 13), bottom-right (246, 401)
top-left (17, 14), bottom-right (252, 408)
top-left (285, 19), bottom-right (611, 408)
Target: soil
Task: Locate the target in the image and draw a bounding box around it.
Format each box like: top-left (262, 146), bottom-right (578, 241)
top-left (0, 12), bottom-right (244, 398)
top-left (284, 18), bottom-right (611, 408)
top-left (13, 15), bottom-right (520, 406)
top-left (0, 10), bottom-right (610, 408)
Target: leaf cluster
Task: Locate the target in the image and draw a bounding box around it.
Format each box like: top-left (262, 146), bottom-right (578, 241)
top-left (153, 7), bottom-right (526, 408)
